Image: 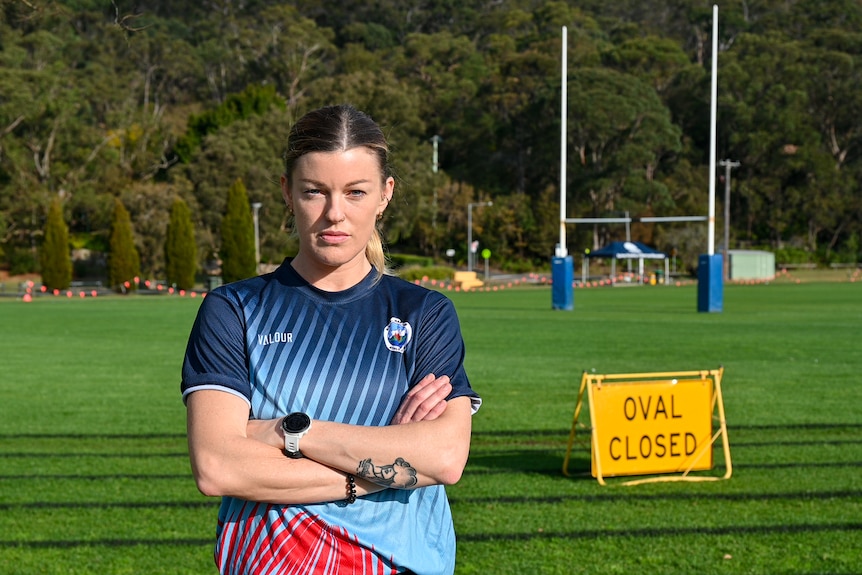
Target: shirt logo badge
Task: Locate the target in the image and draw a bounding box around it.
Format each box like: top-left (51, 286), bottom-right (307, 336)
top-left (384, 317), bottom-right (412, 353)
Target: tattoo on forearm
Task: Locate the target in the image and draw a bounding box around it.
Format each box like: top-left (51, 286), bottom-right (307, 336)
top-left (357, 457), bottom-right (418, 488)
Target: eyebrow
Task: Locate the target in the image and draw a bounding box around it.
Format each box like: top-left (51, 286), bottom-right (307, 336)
top-left (298, 178), bottom-right (372, 188)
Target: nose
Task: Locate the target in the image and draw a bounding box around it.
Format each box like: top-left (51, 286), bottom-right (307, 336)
top-left (325, 195), bottom-right (346, 223)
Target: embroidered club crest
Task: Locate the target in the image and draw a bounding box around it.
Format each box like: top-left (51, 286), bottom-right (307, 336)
top-left (384, 317), bottom-right (412, 353)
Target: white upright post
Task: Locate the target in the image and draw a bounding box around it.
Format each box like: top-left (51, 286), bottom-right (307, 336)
top-left (698, 4), bottom-right (724, 313)
top-left (559, 26), bottom-right (568, 258)
top-left (552, 25), bottom-right (574, 310)
top-left (708, 5), bottom-right (718, 256)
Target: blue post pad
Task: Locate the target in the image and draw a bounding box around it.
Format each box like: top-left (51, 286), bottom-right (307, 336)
top-left (552, 256), bottom-right (574, 311)
top-left (697, 254), bottom-right (724, 313)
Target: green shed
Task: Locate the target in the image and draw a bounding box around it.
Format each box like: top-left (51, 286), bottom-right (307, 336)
top-left (729, 250), bottom-right (775, 280)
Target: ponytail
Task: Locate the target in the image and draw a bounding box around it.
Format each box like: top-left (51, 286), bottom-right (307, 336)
top-left (366, 226), bottom-right (390, 279)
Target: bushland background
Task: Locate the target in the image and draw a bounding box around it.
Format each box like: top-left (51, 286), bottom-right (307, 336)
top-left (1, 0), bottom-right (861, 287)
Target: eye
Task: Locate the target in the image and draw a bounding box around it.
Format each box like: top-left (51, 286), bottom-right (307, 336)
top-left (303, 188), bottom-right (323, 196)
top-left (348, 189), bottom-right (368, 198)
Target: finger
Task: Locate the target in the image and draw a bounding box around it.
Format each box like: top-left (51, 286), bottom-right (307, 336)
top-left (421, 398), bottom-right (448, 421)
top-left (391, 375), bottom-right (451, 424)
top-left (391, 374), bottom-right (436, 423)
top-left (408, 377), bottom-right (452, 420)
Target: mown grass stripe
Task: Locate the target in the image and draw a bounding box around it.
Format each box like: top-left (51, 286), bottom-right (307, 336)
top-left (0, 538), bottom-right (213, 549)
top-left (464, 461), bottom-right (862, 474)
top-left (0, 452), bottom-right (188, 458)
top-left (1, 489), bottom-right (857, 510)
top-left (3, 523), bottom-right (859, 548)
top-left (449, 489), bottom-right (862, 505)
top-left (0, 474), bottom-right (190, 480)
top-left (0, 434), bottom-right (187, 439)
top-left (459, 522), bottom-right (862, 543)
top-left (0, 501), bottom-right (217, 511)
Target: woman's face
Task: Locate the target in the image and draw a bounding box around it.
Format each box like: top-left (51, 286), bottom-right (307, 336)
top-left (282, 147), bottom-right (393, 282)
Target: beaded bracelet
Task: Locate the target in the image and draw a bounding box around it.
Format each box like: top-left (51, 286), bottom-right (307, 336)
top-left (345, 473), bottom-right (357, 504)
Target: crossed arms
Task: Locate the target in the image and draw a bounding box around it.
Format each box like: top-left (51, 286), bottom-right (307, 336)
top-left (186, 373), bottom-right (473, 505)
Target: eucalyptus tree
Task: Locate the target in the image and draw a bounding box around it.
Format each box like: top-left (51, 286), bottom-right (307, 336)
top-left (798, 34), bottom-right (862, 255)
top-left (721, 33), bottom-right (830, 248)
top-left (567, 67), bottom-right (681, 248)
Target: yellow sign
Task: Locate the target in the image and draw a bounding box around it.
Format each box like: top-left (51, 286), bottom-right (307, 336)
top-left (589, 378), bottom-right (713, 477)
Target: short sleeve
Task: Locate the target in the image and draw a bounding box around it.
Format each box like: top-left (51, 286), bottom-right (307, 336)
top-left (181, 288), bottom-right (252, 406)
top-left (412, 293), bottom-right (481, 413)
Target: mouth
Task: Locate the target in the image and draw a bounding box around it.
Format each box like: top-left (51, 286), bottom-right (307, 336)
top-left (319, 230), bottom-right (350, 244)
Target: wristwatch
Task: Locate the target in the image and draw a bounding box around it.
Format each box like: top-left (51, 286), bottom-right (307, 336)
top-left (281, 412), bottom-right (312, 458)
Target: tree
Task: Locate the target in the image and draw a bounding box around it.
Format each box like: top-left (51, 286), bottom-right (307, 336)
top-left (567, 67), bottom-right (681, 247)
top-left (721, 33), bottom-right (824, 248)
top-left (40, 198), bottom-right (72, 290)
top-left (165, 196), bottom-right (197, 290)
top-left (108, 198), bottom-right (141, 292)
top-left (220, 178), bottom-right (256, 283)
top-left (2, 0), bottom-right (861, 271)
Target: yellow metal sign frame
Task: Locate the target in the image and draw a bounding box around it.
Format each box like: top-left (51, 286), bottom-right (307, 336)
top-left (562, 368), bottom-right (732, 486)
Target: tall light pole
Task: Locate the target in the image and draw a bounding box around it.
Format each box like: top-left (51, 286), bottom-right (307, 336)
top-left (467, 201), bottom-right (492, 272)
top-left (718, 159), bottom-right (739, 281)
top-left (431, 135), bottom-right (442, 174)
top-left (430, 135), bottom-right (442, 250)
top-left (251, 202), bottom-right (262, 271)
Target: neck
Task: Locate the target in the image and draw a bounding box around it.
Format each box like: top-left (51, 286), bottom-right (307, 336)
top-left (290, 256), bottom-right (373, 292)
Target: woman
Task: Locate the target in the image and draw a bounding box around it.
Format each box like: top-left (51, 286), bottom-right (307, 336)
top-left (182, 104), bottom-right (481, 575)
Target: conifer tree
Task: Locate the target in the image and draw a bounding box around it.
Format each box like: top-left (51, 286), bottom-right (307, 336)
top-left (108, 198), bottom-right (141, 292)
top-left (165, 197), bottom-right (197, 290)
top-left (40, 199), bottom-right (72, 290)
top-left (220, 178), bottom-right (256, 283)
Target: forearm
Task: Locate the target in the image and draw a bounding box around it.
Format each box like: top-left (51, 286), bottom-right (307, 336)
top-left (187, 391), bottom-right (381, 504)
top-left (191, 435), bottom-right (379, 504)
top-left (254, 396), bottom-right (473, 489)
top-left (308, 415), bottom-right (470, 488)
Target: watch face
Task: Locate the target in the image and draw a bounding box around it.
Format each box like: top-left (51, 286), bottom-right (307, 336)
top-left (282, 412), bottom-right (311, 434)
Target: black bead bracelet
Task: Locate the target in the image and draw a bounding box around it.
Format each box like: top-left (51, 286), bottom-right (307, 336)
top-left (345, 473), bottom-right (357, 504)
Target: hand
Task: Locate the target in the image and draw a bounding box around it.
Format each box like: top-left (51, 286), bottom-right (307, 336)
top-left (246, 417), bottom-right (283, 449)
top-left (390, 373), bottom-right (452, 425)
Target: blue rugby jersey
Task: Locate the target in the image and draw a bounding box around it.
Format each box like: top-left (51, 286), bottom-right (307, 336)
top-left (182, 260), bottom-right (480, 575)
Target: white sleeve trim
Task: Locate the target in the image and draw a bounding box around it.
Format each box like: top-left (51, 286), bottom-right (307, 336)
top-left (182, 385), bottom-right (251, 408)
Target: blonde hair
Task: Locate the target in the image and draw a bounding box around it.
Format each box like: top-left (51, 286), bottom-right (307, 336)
top-left (284, 104), bottom-right (392, 277)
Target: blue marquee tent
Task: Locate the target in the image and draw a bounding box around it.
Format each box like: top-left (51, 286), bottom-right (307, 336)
top-left (585, 241), bottom-right (669, 284)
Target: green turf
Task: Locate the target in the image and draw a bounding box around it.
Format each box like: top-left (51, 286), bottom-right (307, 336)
top-left (1, 282), bottom-right (860, 574)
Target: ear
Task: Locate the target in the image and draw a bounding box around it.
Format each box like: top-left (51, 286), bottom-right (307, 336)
top-left (378, 176), bottom-right (395, 216)
top-left (280, 174), bottom-right (293, 212)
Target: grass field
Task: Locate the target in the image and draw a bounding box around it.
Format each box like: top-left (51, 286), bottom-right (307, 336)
top-left (1, 280), bottom-right (860, 574)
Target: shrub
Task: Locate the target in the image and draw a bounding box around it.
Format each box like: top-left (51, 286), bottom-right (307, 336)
top-left (389, 253), bottom-right (434, 269)
top-left (397, 265), bottom-right (454, 282)
top-left (40, 199), bottom-right (73, 290)
top-left (165, 197), bottom-right (197, 290)
top-left (8, 247), bottom-right (37, 276)
top-left (220, 178), bottom-right (256, 283)
top-left (108, 198), bottom-right (141, 292)
top-left (773, 246), bottom-right (814, 265)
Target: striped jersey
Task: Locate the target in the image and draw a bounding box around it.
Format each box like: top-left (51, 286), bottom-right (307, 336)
top-left (181, 260), bottom-right (480, 575)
